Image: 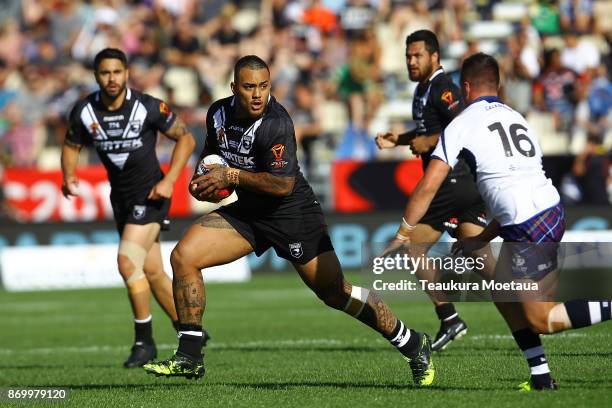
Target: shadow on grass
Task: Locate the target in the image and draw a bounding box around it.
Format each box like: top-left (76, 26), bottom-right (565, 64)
top-left (16, 383), bottom-right (196, 391)
top-left (0, 363), bottom-right (118, 370)
top-left (224, 381), bottom-right (498, 392)
top-left (215, 345), bottom-right (387, 353)
top-left (496, 377), bottom-right (612, 390)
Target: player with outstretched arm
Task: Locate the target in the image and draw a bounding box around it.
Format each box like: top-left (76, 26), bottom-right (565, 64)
top-left (376, 30), bottom-right (487, 351)
top-left (382, 52), bottom-right (612, 391)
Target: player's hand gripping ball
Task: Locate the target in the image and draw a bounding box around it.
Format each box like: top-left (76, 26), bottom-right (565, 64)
top-left (194, 154), bottom-right (235, 201)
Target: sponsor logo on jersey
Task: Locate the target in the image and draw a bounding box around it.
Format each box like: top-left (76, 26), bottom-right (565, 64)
top-left (220, 150), bottom-right (255, 167)
top-left (133, 205), bottom-right (146, 219)
top-left (159, 101), bottom-right (171, 116)
top-left (103, 115), bottom-right (124, 122)
top-left (94, 138), bottom-right (143, 151)
top-left (271, 144), bottom-right (285, 161)
top-left (441, 90), bottom-right (454, 105)
top-left (229, 125), bottom-right (244, 132)
top-left (289, 242), bottom-right (303, 258)
top-left (270, 143), bottom-right (288, 169)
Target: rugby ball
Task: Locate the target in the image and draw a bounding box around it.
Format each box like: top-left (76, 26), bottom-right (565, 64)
top-left (195, 154), bottom-right (235, 201)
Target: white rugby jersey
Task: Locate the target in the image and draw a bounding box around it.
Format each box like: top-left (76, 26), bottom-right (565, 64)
top-left (431, 96), bottom-right (560, 226)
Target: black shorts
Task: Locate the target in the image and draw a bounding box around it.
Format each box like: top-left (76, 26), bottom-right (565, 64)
top-left (216, 202), bottom-right (334, 265)
top-left (420, 174), bottom-right (487, 237)
top-left (110, 191), bottom-right (171, 235)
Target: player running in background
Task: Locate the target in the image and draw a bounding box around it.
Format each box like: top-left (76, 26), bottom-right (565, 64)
top-left (61, 48), bottom-right (208, 368)
top-left (144, 55), bottom-right (435, 386)
top-left (384, 52), bottom-right (612, 390)
top-left (376, 30), bottom-right (485, 351)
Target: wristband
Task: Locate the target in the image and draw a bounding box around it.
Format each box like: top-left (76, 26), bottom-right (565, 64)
top-left (395, 232), bottom-right (410, 241)
top-left (227, 168), bottom-right (240, 186)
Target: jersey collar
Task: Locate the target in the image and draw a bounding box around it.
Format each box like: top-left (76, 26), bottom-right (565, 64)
top-left (428, 67), bottom-right (444, 82)
top-left (469, 95), bottom-right (502, 106)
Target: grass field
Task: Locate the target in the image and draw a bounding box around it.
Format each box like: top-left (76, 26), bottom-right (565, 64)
top-left (1, 272), bottom-right (611, 407)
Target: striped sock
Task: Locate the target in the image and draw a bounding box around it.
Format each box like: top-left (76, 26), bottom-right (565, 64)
top-left (565, 300), bottom-right (612, 328)
top-left (512, 328), bottom-right (552, 387)
top-left (385, 319), bottom-right (420, 358)
top-left (435, 303), bottom-right (459, 325)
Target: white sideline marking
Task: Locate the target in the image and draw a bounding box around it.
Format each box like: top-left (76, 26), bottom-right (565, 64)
top-left (0, 333), bottom-right (593, 355)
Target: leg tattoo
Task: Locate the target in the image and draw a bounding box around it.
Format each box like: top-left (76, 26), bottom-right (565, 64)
top-left (197, 213), bottom-right (234, 229)
top-left (173, 275), bottom-right (205, 325)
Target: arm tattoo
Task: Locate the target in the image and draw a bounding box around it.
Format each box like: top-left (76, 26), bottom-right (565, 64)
top-left (197, 212), bottom-right (235, 230)
top-left (238, 171), bottom-right (295, 196)
top-left (164, 117), bottom-right (190, 140)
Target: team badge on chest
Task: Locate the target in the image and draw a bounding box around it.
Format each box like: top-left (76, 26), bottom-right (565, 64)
top-left (239, 134), bottom-right (253, 154)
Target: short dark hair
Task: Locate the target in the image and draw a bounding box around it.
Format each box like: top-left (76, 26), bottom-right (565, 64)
top-left (93, 48), bottom-right (128, 71)
top-left (460, 52), bottom-right (500, 90)
top-left (233, 55), bottom-right (269, 82)
top-left (405, 30), bottom-right (440, 56)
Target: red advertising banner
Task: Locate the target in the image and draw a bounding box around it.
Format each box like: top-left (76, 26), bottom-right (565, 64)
top-left (332, 159), bottom-right (424, 212)
top-left (4, 165), bottom-right (192, 222)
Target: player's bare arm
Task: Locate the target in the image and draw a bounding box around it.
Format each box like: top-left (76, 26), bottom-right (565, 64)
top-left (452, 220), bottom-right (500, 257)
top-left (148, 116), bottom-right (196, 200)
top-left (60, 140), bottom-right (82, 198)
top-left (375, 130), bottom-right (417, 149)
top-left (409, 132), bottom-right (441, 155)
top-left (402, 159), bottom-right (451, 229)
top-left (192, 166), bottom-right (295, 199)
top-left (381, 159), bottom-right (450, 256)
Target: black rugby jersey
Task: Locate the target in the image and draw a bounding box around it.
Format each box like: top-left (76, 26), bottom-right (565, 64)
top-left (204, 95), bottom-right (316, 215)
top-left (412, 68), bottom-right (469, 177)
top-left (66, 88), bottom-right (176, 196)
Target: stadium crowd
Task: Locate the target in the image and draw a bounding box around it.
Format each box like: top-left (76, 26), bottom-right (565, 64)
top-left (0, 0), bottom-right (610, 205)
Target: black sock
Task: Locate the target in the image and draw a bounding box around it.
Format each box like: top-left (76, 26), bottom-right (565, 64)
top-left (385, 319), bottom-right (420, 358)
top-left (512, 328), bottom-right (552, 386)
top-left (565, 300), bottom-right (612, 328)
top-left (435, 303), bottom-right (459, 325)
top-left (177, 324), bottom-right (203, 360)
top-left (134, 315), bottom-right (154, 345)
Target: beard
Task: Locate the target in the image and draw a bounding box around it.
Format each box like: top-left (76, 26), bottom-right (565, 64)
top-left (409, 63), bottom-right (433, 82)
top-left (101, 83), bottom-right (126, 100)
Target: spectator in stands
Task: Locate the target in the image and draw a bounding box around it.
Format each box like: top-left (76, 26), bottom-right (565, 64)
top-left (334, 28), bottom-right (381, 159)
top-left (339, 0), bottom-right (377, 39)
top-left (530, 0), bottom-right (561, 37)
top-left (0, 57), bottom-right (17, 111)
top-left (560, 30), bottom-right (600, 76)
top-left (533, 48), bottom-right (578, 132)
top-left (503, 27), bottom-right (540, 114)
top-left (291, 79), bottom-right (324, 177)
top-left (572, 134), bottom-right (610, 204)
top-left (0, 102), bottom-right (45, 167)
top-left (0, 162), bottom-right (18, 221)
top-left (559, 0), bottom-right (594, 34)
